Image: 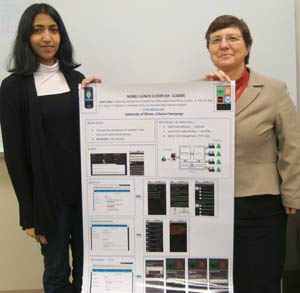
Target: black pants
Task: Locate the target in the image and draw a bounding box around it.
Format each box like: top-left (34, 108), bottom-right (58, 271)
top-left (282, 211), bottom-right (300, 293)
top-left (234, 195), bottom-right (287, 293)
top-left (41, 204), bottom-right (83, 293)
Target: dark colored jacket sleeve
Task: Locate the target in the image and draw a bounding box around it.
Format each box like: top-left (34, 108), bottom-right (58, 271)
top-left (68, 69), bottom-right (85, 86)
top-left (0, 76), bottom-right (34, 229)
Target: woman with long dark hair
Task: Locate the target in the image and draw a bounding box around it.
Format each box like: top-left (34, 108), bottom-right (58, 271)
top-left (0, 3), bottom-right (100, 292)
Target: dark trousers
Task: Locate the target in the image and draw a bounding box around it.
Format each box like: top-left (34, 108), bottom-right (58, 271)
top-left (282, 211), bottom-right (300, 293)
top-left (41, 204), bottom-right (83, 293)
top-left (233, 195), bottom-right (287, 293)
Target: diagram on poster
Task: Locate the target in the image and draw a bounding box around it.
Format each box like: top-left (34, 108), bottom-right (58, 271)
top-left (79, 82), bottom-right (235, 292)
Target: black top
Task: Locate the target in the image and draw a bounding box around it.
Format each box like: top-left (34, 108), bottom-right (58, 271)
top-left (40, 91), bottom-right (81, 207)
top-left (0, 69), bottom-right (84, 235)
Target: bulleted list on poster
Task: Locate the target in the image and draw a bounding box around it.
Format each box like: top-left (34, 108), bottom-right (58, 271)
top-left (79, 81), bottom-right (235, 293)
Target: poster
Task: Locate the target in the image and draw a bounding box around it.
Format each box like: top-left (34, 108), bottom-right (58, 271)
top-left (79, 81), bottom-right (235, 292)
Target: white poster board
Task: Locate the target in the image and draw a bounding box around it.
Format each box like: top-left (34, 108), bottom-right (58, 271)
top-left (79, 81), bottom-right (235, 292)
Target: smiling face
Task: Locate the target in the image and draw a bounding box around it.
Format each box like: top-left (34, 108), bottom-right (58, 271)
top-left (30, 13), bottom-right (60, 66)
top-left (208, 26), bottom-right (250, 77)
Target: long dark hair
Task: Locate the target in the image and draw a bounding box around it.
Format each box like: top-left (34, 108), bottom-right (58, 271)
top-left (8, 3), bottom-right (80, 75)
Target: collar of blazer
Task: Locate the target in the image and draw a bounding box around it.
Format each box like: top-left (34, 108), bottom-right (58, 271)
top-left (235, 68), bottom-right (264, 116)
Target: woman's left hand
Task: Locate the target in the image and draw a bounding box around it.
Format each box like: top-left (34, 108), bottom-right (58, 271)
top-left (285, 207), bottom-right (297, 214)
top-left (81, 77), bottom-right (102, 88)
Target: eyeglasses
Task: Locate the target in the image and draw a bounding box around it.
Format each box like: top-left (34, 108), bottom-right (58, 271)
top-left (209, 34), bottom-right (243, 46)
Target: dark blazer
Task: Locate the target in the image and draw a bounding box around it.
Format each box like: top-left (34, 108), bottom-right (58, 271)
top-left (0, 69), bottom-right (84, 235)
top-left (235, 69), bottom-right (300, 209)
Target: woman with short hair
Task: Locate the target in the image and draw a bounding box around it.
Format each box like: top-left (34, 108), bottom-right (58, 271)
top-left (205, 15), bottom-right (300, 293)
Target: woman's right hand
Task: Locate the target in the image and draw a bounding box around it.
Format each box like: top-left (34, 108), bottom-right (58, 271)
top-left (285, 207), bottom-right (297, 215)
top-left (205, 70), bottom-right (231, 82)
top-left (25, 228), bottom-right (48, 244)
